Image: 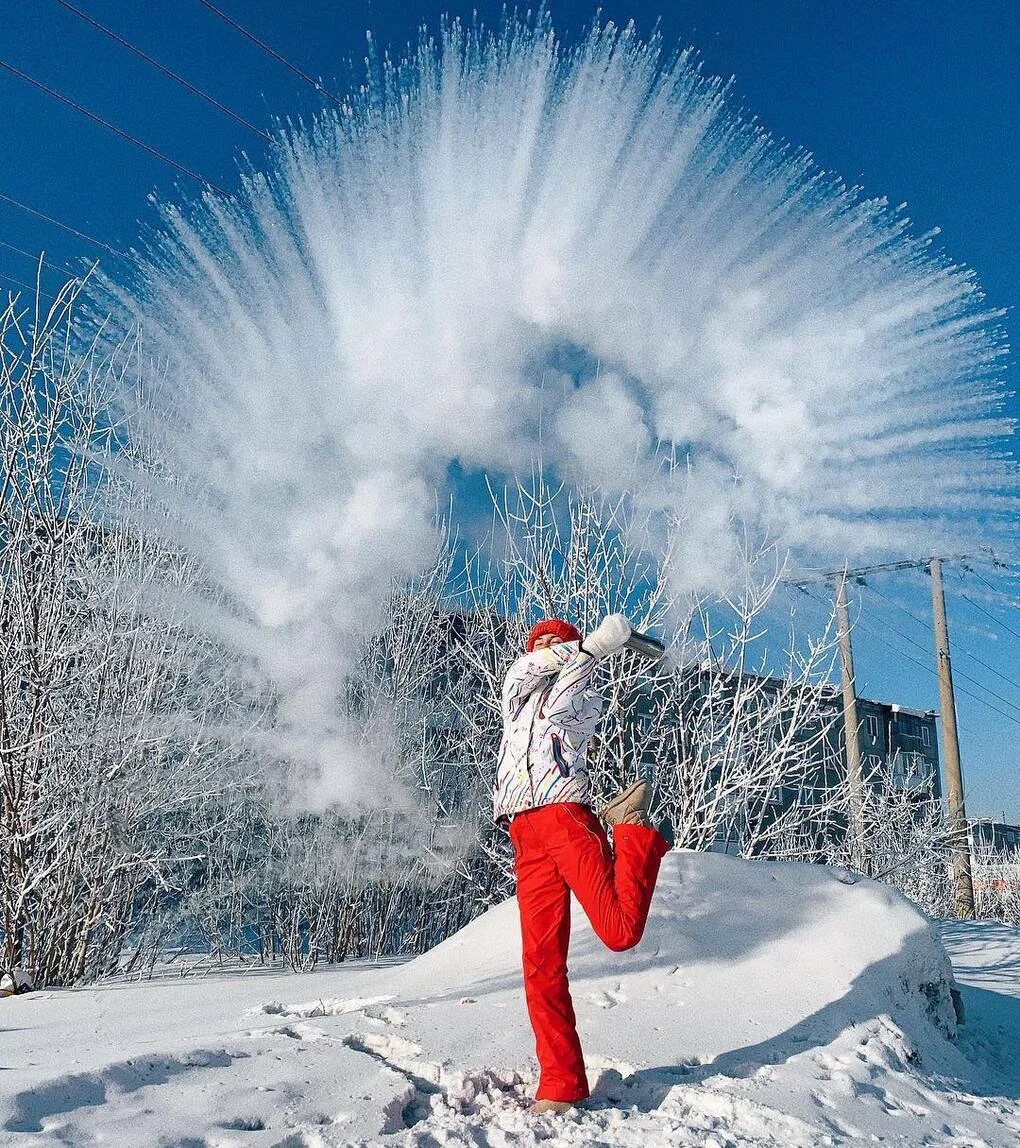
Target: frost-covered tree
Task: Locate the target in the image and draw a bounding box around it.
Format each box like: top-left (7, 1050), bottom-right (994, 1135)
top-left (0, 280), bottom-right (260, 985)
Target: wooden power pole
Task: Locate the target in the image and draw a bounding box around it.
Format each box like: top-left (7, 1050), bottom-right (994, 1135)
top-left (929, 557), bottom-right (975, 918)
top-left (834, 570), bottom-right (867, 872)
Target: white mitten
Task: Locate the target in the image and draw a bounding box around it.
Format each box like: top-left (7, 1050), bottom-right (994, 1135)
top-left (581, 614), bottom-right (632, 659)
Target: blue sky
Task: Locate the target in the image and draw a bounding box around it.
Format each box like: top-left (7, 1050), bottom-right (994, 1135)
top-left (1, 1), bottom-right (1017, 819)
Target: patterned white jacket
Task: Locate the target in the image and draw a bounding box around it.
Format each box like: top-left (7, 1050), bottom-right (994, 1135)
top-left (493, 641), bottom-right (603, 821)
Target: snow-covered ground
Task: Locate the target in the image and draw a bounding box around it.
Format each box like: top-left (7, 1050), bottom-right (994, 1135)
top-left (3, 851), bottom-right (1019, 1147)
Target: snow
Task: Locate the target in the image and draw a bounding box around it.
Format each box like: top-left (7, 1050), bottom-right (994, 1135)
top-left (3, 851), bottom-right (1019, 1147)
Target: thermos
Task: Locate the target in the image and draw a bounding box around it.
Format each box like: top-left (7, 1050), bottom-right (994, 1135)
top-left (624, 629), bottom-right (666, 661)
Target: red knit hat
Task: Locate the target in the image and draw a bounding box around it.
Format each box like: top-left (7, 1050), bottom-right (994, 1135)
top-left (526, 617), bottom-right (582, 652)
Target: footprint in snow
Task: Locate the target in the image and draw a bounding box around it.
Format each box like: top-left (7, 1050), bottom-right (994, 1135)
top-left (586, 985), bottom-right (627, 1009)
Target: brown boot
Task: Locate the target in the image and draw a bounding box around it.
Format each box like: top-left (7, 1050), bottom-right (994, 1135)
top-left (528, 1099), bottom-right (575, 1115)
top-left (600, 779), bottom-right (652, 827)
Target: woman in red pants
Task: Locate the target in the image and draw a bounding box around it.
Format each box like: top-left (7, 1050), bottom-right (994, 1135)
top-left (495, 614), bottom-right (670, 1114)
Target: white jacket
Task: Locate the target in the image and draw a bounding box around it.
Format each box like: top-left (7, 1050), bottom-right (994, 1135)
top-left (494, 641), bottom-right (603, 820)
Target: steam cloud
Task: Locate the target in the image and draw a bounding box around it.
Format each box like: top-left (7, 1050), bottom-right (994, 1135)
top-left (100, 19), bottom-right (1016, 809)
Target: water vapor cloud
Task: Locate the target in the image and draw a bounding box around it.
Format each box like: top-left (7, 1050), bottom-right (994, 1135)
top-left (100, 18), bottom-right (1016, 808)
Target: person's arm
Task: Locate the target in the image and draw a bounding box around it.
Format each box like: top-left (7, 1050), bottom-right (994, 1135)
top-left (542, 647), bottom-right (599, 729)
top-left (502, 616), bottom-right (632, 723)
top-left (543, 615), bottom-right (631, 728)
top-left (501, 643), bottom-right (577, 720)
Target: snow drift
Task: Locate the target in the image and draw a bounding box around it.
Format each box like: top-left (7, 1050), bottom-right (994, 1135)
top-left (386, 849), bottom-right (958, 1071)
top-left (6, 852), bottom-right (1017, 1147)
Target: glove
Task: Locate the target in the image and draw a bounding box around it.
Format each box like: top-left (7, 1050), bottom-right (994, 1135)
top-left (580, 614), bottom-right (632, 659)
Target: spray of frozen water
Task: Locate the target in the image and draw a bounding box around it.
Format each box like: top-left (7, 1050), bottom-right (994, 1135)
top-left (102, 18), bottom-right (1015, 808)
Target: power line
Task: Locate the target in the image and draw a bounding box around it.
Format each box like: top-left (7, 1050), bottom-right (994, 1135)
top-left (0, 272), bottom-right (65, 303)
top-left (792, 583), bottom-right (1020, 731)
top-left (791, 557), bottom-right (1020, 716)
top-left (804, 555), bottom-right (1020, 661)
top-left (792, 583), bottom-right (942, 698)
top-left (961, 560), bottom-right (1020, 602)
top-left (53, 0), bottom-right (275, 145)
top-left (857, 578), bottom-right (931, 631)
top-left (0, 239), bottom-right (76, 277)
top-left (858, 586), bottom-right (1020, 721)
top-left (958, 564), bottom-right (1020, 643)
top-left (0, 56), bottom-right (229, 196)
top-left (958, 589), bottom-right (1020, 645)
top-left (0, 271), bottom-right (50, 295)
top-left (0, 191), bottom-right (122, 257)
top-left (840, 583), bottom-right (1020, 722)
top-left (786, 557), bottom-right (935, 585)
top-left (196, 0), bottom-right (345, 107)
top-left (786, 554), bottom-right (991, 589)
top-left (864, 579), bottom-right (1020, 699)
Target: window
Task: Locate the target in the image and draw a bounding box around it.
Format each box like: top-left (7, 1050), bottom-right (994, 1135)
top-left (889, 751), bottom-right (930, 791)
top-left (866, 713), bottom-right (880, 741)
top-left (921, 724), bottom-right (931, 747)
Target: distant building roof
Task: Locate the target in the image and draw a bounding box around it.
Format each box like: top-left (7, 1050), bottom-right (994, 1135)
top-left (868, 701), bottom-right (937, 720)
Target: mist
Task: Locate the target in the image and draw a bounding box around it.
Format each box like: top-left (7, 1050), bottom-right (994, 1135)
top-left (97, 18), bottom-right (1015, 810)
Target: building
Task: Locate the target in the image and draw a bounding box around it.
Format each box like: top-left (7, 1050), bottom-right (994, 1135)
top-left (695, 667), bottom-right (943, 855)
top-left (970, 819), bottom-right (1020, 855)
top-left (856, 699), bottom-right (942, 802)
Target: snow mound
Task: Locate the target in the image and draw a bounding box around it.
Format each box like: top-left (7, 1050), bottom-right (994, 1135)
top-left (386, 850), bottom-right (959, 1076)
top-left (5, 851), bottom-right (1019, 1148)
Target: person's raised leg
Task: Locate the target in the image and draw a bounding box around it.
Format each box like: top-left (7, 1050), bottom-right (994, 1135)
top-left (542, 802), bottom-right (669, 952)
top-left (511, 811), bottom-right (590, 1104)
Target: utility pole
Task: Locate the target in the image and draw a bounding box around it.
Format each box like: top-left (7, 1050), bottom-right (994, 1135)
top-left (834, 570), bottom-right (867, 873)
top-left (929, 557), bottom-right (975, 918)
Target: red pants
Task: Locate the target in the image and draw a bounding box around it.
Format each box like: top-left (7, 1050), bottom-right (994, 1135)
top-left (509, 802), bottom-right (669, 1102)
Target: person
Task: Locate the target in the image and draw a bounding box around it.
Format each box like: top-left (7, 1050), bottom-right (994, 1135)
top-left (495, 614), bottom-right (670, 1114)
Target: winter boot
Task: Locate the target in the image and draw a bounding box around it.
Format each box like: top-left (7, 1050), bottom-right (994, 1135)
top-left (528, 1100), bottom-right (575, 1115)
top-left (600, 779), bottom-right (652, 828)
